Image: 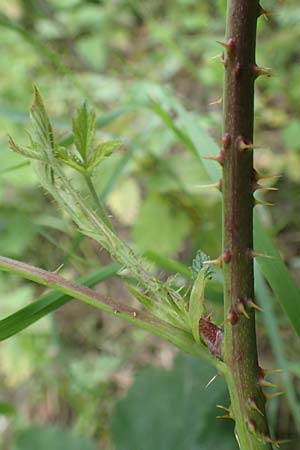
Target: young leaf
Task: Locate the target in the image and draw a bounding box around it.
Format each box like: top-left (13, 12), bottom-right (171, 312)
top-left (87, 140), bottom-right (122, 172)
top-left (8, 135), bottom-right (44, 161)
top-left (30, 85), bottom-right (55, 152)
top-left (191, 250), bottom-right (213, 280)
top-left (53, 145), bottom-right (85, 172)
top-left (72, 102), bottom-right (96, 162)
top-left (126, 284), bottom-right (154, 312)
top-left (189, 269), bottom-right (206, 344)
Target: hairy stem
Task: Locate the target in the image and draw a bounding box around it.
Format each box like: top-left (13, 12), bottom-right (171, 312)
top-left (83, 173), bottom-right (113, 230)
top-left (0, 255), bottom-right (216, 363)
top-left (222, 1), bottom-right (272, 448)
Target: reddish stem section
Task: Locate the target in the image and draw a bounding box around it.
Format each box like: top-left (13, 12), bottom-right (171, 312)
top-left (222, 0), bottom-right (272, 446)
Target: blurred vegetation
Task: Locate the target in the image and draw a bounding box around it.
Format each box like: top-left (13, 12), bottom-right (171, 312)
top-left (0, 0), bottom-right (300, 449)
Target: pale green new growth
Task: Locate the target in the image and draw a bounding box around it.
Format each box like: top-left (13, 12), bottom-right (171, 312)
top-left (8, 87), bottom-right (215, 358)
top-left (189, 270), bottom-right (206, 344)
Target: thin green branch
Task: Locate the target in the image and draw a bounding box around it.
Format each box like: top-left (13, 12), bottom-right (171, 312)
top-left (0, 256), bottom-right (218, 366)
top-left (83, 173), bottom-right (113, 230)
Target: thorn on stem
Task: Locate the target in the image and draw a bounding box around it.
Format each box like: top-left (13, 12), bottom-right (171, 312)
top-left (259, 378), bottom-right (277, 388)
top-left (216, 404), bottom-right (231, 412)
top-left (261, 368), bottom-right (283, 375)
top-left (246, 298), bottom-right (264, 312)
top-left (252, 64), bottom-right (272, 79)
top-left (209, 97), bottom-right (222, 106)
top-left (263, 435), bottom-right (291, 447)
top-left (210, 52), bottom-right (223, 60)
top-left (202, 150), bottom-right (225, 166)
top-left (216, 38), bottom-right (235, 54)
top-left (255, 199), bottom-right (274, 207)
top-left (254, 170), bottom-right (281, 181)
top-left (203, 250), bottom-right (231, 267)
top-left (237, 136), bottom-right (262, 151)
top-left (248, 249), bottom-right (274, 260)
top-left (236, 298), bottom-right (250, 319)
top-left (264, 391), bottom-right (284, 400)
top-left (258, 5), bottom-right (273, 20)
top-left (53, 263), bottom-right (64, 274)
top-left (253, 182), bottom-right (279, 192)
top-left (195, 180), bottom-right (222, 191)
top-left (247, 397), bottom-right (264, 416)
top-left (216, 414), bottom-right (233, 420)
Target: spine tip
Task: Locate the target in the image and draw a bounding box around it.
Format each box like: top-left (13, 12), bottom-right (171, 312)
top-left (202, 150), bottom-right (225, 166)
top-left (252, 64), bottom-right (272, 79)
top-left (216, 38), bottom-right (235, 54)
top-left (236, 298), bottom-right (250, 319)
top-left (247, 397), bottom-right (264, 416)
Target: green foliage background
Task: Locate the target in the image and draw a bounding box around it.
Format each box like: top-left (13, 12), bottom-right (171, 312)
top-left (0, 0), bottom-right (300, 449)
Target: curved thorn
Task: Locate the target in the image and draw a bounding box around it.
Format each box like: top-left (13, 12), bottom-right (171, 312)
top-left (246, 299), bottom-right (264, 312)
top-left (259, 379), bottom-right (277, 388)
top-left (261, 368), bottom-right (283, 375)
top-left (249, 250), bottom-right (274, 260)
top-left (216, 404), bottom-right (231, 412)
top-left (255, 199), bottom-right (274, 207)
top-left (247, 397), bottom-right (264, 416)
top-left (254, 170), bottom-right (282, 181)
top-left (264, 391), bottom-right (284, 400)
top-left (209, 97), bottom-right (222, 106)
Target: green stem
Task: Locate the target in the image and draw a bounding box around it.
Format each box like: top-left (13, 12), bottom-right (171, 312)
top-left (222, 1), bottom-right (272, 448)
top-left (83, 173), bottom-right (113, 230)
top-left (0, 255), bottom-right (217, 365)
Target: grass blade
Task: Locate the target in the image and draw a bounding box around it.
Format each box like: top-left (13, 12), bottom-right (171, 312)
top-left (254, 214), bottom-right (300, 337)
top-left (255, 265), bottom-right (300, 431)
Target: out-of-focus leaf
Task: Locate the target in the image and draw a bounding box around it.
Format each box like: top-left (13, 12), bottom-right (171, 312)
top-left (72, 103), bottom-right (96, 161)
top-left (112, 353), bottom-right (236, 450)
top-left (0, 401), bottom-right (16, 416)
top-left (282, 120), bottom-right (300, 152)
top-left (0, 208), bottom-right (37, 258)
top-left (107, 178), bottom-right (140, 225)
top-left (12, 425), bottom-right (98, 450)
top-left (133, 193), bottom-right (191, 257)
top-left (254, 215), bottom-right (300, 337)
top-left (69, 355), bottom-right (121, 392)
top-left (255, 265), bottom-right (300, 432)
